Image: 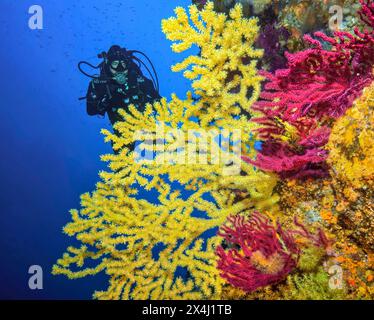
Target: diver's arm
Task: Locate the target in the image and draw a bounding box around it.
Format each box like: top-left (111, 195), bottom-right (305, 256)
top-left (86, 80), bottom-right (110, 116)
top-left (138, 76), bottom-right (161, 103)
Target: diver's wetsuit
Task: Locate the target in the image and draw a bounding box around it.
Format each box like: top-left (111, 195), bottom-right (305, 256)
top-left (86, 60), bottom-right (160, 126)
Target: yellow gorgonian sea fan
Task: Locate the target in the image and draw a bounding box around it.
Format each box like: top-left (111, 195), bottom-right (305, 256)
top-left (162, 1), bottom-right (264, 127)
top-left (53, 2), bottom-right (278, 299)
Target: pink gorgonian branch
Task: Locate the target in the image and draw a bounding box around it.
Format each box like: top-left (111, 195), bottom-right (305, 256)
top-left (245, 0), bottom-right (374, 179)
top-left (216, 212), bottom-right (329, 292)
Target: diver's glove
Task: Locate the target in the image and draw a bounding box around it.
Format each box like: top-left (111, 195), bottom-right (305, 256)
top-left (96, 94), bottom-right (111, 113)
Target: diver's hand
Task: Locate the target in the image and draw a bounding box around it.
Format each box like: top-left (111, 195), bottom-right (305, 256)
top-left (97, 94), bottom-right (111, 113)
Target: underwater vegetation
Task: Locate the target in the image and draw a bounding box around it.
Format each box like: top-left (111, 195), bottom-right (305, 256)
top-left (327, 83), bottom-right (374, 251)
top-left (244, 0), bottom-right (374, 179)
top-left (53, 2), bottom-right (278, 299)
top-left (194, 1), bottom-right (365, 52)
top-left (54, 1), bottom-right (373, 300)
top-left (216, 211), bottom-right (328, 292)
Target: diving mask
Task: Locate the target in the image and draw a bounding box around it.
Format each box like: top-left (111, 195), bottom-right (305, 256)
top-left (110, 60), bottom-right (127, 74)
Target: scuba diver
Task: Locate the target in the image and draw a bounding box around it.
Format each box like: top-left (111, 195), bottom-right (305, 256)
top-left (79, 45), bottom-right (161, 126)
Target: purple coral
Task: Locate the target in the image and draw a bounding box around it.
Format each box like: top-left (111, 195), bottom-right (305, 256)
top-left (257, 23), bottom-right (290, 71)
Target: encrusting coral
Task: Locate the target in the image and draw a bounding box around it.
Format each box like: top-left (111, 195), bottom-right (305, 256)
top-left (193, 1), bottom-right (365, 49)
top-left (327, 82), bottom-right (374, 251)
top-left (273, 178), bottom-right (373, 299)
top-left (267, 84), bottom-right (374, 298)
top-left (53, 2), bottom-right (279, 300)
top-left (276, 0), bottom-right (362, 36)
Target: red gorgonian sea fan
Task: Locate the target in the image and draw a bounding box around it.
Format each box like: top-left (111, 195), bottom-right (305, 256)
top-left (216, 212), bottom-right (329, 293)
top-left (244, 0), bottom-right (374, 179)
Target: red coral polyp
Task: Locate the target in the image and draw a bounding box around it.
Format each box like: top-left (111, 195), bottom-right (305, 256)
top-left (216, 212), bottom-right (299, 292)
